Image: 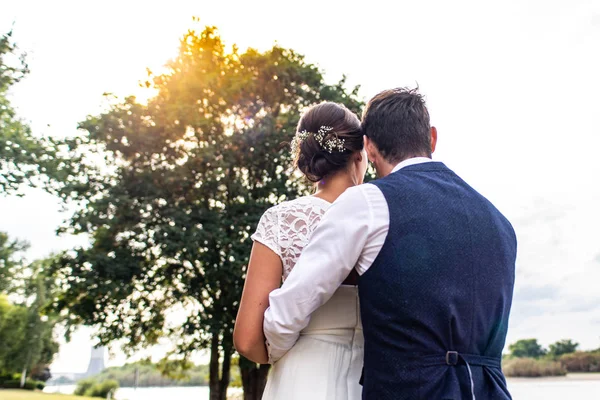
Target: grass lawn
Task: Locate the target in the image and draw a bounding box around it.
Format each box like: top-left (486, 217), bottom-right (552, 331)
top-left (0, 390), bottom-right (95, 400)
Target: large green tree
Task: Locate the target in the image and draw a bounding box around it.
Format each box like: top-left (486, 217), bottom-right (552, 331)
top-left (50, 25), bottom-right (362, 400)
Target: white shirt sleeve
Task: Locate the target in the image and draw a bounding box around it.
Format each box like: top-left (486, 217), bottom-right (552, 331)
top-left (263, 183), bottom-right (390, 362)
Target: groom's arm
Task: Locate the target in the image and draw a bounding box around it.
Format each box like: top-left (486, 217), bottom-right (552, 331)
top-left (263, 185), bottom-right (375, 363)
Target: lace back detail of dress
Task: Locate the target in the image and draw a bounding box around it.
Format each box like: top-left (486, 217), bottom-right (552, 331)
top-left (252, 197), bottom-right (329, 280)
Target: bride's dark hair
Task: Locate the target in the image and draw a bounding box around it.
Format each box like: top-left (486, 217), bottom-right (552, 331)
top-left (294, 102), bottom-right (363, 182)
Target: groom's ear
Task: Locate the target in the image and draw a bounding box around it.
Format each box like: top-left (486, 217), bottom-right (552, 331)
top-left (430, 126), bottom-right (438, 154)
top-left (364, 135), bottom-right (377, 162)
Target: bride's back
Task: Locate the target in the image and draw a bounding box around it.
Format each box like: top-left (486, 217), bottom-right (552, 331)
top-left (247, 102), bottom-right (366, 399)
top-left (252, 195), bottom-right (331, 281)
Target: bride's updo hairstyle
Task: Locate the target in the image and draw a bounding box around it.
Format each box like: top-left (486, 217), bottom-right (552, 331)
top-left (293, 102), bottom-right (363, 183)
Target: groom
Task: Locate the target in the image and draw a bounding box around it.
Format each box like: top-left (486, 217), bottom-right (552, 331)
top-left (263, 88), bottom-right (516, 399)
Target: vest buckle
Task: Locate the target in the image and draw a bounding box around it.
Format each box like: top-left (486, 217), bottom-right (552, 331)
top-left (446, 351), bottom-right (459, 366)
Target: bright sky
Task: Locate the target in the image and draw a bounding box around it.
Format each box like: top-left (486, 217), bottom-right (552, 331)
top-left (1, 0), bottom-right (599, 372)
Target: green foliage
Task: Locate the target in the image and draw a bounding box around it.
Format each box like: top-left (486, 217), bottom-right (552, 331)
top-left (75, 378), bottom-right (119, 398)
top-left (156, 357), bottom-right (196, 381)
top-left (0, 295), bottom-right (29, 373)
top-left (0, 231), bottom-right (29, 293)
top-left (502, 357), bottom-right (567, 377)
top-left (0, 295), bottom-right (58, 375)
top-left (548, 339), bottom-right (579, 359)
top-left (0, 31), bottom-right (67, 196)
top-left (559, 351), bottom-right (600, 372)
top-left (0, 249), bottom-right (60, 377)
top-left (92, 360), bottom-right (209, 387)
top-left (0, 30), bottom-right (29, 91)
top-left (508, 338), bottom-right (547, 359)
top-left (49, 23), bottom-right (363, 399)
top-left (86, 380), bottom-right (119, 398)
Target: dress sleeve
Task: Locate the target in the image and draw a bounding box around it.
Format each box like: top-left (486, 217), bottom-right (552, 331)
top-left (251, 206), bottom-right (281, 258)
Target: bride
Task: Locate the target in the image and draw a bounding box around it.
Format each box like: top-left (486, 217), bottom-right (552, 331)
top-left (233, 101), bottom-right (368, 399)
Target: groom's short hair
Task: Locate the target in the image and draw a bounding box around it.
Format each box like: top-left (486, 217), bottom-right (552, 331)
top-left (362, 87), bottom-right (432, 163)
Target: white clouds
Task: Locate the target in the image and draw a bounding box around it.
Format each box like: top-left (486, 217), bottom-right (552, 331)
top-left (1, 0), bottom-right (599, 367)
top-left (507, 193), bottom-right (600, 349)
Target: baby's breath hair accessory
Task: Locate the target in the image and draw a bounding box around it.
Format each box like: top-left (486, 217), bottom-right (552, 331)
top-left (291, 129), bottom-right (311, 155)
top-left (314, 126), bottom-right (346, 153)
top-left (291, 126), bottom-right (346, 154)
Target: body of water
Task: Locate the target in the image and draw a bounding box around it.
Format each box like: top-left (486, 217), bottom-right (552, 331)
top-left (507, 374), bottom-right (600, 399)
top-left (45, 374), bottom-right (600, 399)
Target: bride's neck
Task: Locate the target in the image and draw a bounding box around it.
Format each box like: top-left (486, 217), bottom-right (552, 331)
top-left (313, 171), bottom-right (356, 204)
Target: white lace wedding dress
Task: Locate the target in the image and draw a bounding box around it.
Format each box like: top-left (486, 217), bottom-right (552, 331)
top-left (252, 196), bottom-right (364, 400)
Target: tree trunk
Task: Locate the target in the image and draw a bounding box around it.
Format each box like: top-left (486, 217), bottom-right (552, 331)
top-left (209, 337), bottom-right (222, 400)
top-left (20, 348), bottom-right (33, 388)
top-left (240, 358), bottom-right (270, 400)
top-left (20, 367), bottom-right (27, 388)
top-left (219, 345), bottom-right (232, 400)
top-left (209, 335), bottom-right (233, 400)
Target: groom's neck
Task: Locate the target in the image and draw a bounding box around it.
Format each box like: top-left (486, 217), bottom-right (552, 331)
top-left (376, 154), bottom-right (430, 178)
top-left (376, 159), bottom-right (401, 178)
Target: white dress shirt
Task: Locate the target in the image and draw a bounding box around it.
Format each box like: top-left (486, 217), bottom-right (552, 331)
top-left (263, 157), bottom-right (434, 362)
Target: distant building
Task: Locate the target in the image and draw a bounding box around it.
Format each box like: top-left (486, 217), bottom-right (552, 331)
top-left (84, 346), bottom-right (107, 377)
top-left (47, 346), bottom-right (108, 386)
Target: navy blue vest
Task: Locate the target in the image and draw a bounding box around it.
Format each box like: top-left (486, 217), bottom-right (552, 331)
top-left (359, 162), bottom-right (516, 400)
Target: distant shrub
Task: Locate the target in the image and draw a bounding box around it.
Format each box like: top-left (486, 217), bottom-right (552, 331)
top-left (503, 357), bottom-right (566, 377)
top-left (0, 378), bottom-right (43, 390)
top-left (0, 373), bottom-right (15, 384)
top-left (508, 339), bottom-right (547, 358)
top-left (1, 379), bottom-right (22, 389)
top-left (87, 379), bottom-right (119, 398)
top-left (75, 378), bottom-right (97, 395)
top-left (75, 378), bottom-right (119, 398)
top-left (548, 339), bottom-right (579, 359)
top-left (559, 351), bottom-right (600, 372)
